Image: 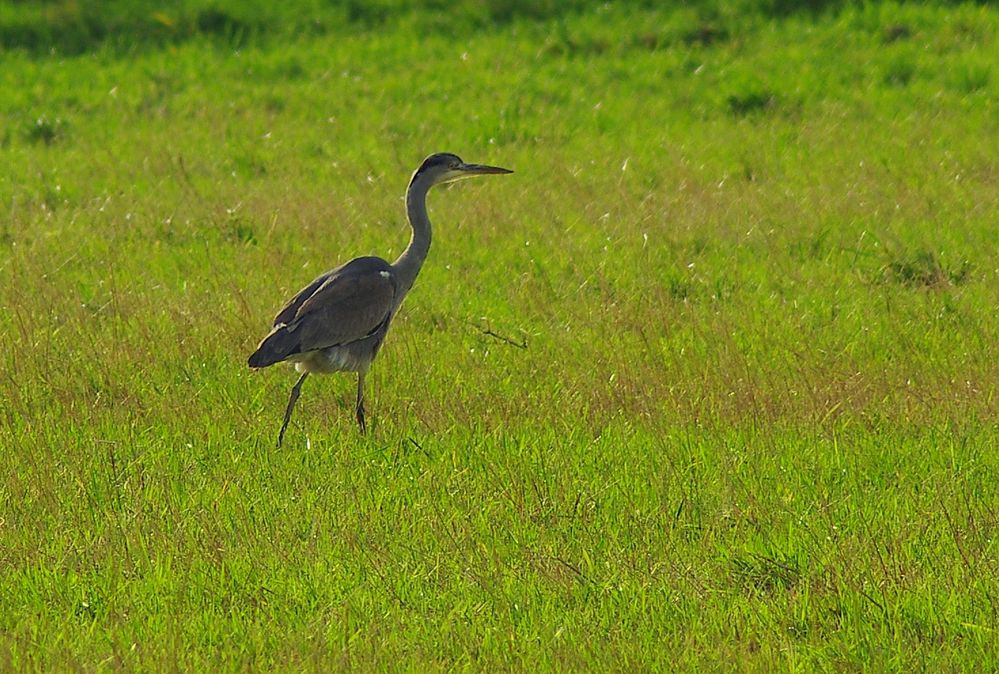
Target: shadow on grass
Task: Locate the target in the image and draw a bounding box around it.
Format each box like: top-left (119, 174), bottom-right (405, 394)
top-left (0, 0), bottom-right (926, 57)
top-left (882, 250), bottom-right (972, 289)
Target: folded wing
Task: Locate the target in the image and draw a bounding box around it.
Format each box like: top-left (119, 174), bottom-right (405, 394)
top-left (248, 257), bottom-right (397, 368)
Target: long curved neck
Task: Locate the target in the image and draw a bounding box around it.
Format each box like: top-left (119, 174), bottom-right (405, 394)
top-left (392, 174), bottom-right (433, 298)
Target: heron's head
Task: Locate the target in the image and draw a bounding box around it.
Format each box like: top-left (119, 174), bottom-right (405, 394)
top-left (411, 152), bottom-right (513, 188)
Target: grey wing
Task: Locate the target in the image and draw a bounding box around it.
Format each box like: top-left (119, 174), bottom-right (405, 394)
top-left (289, 257), bottom-right (397, 351)
top-left (271, 264), bottom-right (345, 328)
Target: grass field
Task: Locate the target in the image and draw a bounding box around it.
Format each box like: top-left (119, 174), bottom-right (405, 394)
top-left (2, 0), bottom-right (998, 669)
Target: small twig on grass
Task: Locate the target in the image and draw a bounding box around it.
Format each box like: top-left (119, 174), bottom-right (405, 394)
top-left (469, 319), bottom-right (528, 350)
top-left (175, 154), bottom-right (206, 204)
top-left (552, 555), bottom-right (591, 584)
top-left (858, 586), bottom-right (889, 618)
top-left (407, 437), bottom-right (431, 458)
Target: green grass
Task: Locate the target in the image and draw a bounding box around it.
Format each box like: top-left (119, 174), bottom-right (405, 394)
top-left (2, 1), bottom-right (999, 669)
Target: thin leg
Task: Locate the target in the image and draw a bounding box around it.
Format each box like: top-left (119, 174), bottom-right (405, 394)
top-left (277, 372), bottom-right (308, 448)
top-left (355, 371), bottom-right (367, 434)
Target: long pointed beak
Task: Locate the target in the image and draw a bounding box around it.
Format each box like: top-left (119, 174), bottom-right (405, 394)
top-left (459, 163), bottom-right (514, 175)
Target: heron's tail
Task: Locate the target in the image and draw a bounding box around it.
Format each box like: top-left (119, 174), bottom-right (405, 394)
top-left (247, 325), bottom-right (301, 368)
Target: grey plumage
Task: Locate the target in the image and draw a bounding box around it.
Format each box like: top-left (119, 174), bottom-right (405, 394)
top-left (248, 152), bottom-right (512, 446)
top-left (247, 256), bottom-right (396, 370)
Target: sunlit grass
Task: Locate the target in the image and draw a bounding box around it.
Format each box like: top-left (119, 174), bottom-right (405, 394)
top-left (2, 1), bottom-right (998, 670)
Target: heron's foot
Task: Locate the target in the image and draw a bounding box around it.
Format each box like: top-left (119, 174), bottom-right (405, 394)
top-left (356, 403), bottom-right (367, 434)
top-left (277, 412), bottom-right (295, 448)
top-left (277, 372), bottom-right (308, 448)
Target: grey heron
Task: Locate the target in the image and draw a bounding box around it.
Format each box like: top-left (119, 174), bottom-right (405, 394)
top-left (248, 152), bottom-right (512, 446)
